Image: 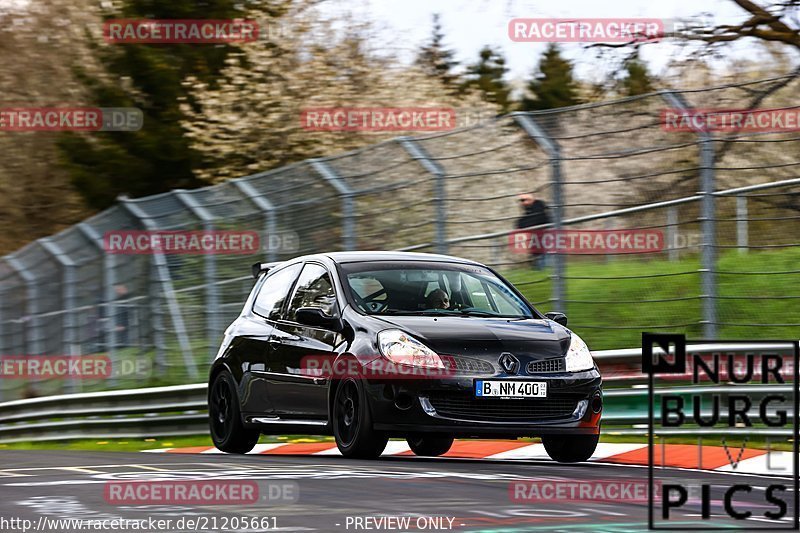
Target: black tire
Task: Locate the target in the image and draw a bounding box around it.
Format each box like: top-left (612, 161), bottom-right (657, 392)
top-left (542, 434), bottom-right (599, 463)
top-left (333, 377), bottom-right (388, 459)
top-left (407, 434), bottom-right (454, 457)
top-left (209, 371), bottom-right (260, 454)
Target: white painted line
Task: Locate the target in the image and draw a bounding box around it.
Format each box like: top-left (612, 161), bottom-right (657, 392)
top-left (251, 443), bottom-right (289, 454)
top-left (60, 467), bottom-right (104, 474)
top-left (486, 442), bottom-right (647, 461)
top-left (0, 470), bottom-right (33, 477)
top-left (314, 440), bottom-right (410, 456)
top-left (486, 443), bottom-right (547, 460)
top-left (312, 446), bottom-right (342, 456)
top-left (199, 448), bottom-right (224, 454)
top-left (590, 442), bottom-right (648, 460)
top-left (715, 451), bottom-right (791, 474)
top-left (127, 464), bottom-right (170, 471)
top-left (383, 441), bottom-right (412, 456)
top-left (199, 443), bottom-right (287, 454)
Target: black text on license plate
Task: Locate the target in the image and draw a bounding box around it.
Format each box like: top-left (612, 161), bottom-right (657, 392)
top-left (475, 380), bottom-right (547, 398)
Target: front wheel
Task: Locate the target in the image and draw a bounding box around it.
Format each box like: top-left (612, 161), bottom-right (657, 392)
top-left (333, 378), bottom-right (388, 459)
top-left (407, 434), bottom-right (454, 457)
top-left (542, 434), bottom-right (599, 463)
top-left (209, 371), bottom-right (260, 454)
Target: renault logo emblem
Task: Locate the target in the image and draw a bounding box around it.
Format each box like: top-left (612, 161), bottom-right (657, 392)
top-left (499, 353), bottom-right (519, 374)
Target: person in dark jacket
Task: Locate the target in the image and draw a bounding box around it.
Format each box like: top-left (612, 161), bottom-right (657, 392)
top-left (516, 194), bottom-right (550, 269)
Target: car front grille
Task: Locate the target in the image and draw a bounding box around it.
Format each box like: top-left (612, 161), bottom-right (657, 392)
top-left (527, 358), bottom-right (565, 373)
top-left (440, 355), bottom-right (495, 375)
top-left (425, 392), bottom-right (579, 421)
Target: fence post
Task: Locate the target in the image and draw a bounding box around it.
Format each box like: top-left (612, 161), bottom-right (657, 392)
top-left (0, 275), bottom-right (6, 402)
top-left (5, 257), bottom-right (41, 357)
top-left (398, 138), bottom-right (448, 255)
top-left (0, 276), bottom-right (6, 355)
top-left (175, 191), bottom-right (220, 358)
top-left (310, 160), bottom-right (356, 251)
top-left (231, 180), bottom-right (278, 262)
top-left (77, 223), bottom-right (116, 373)
top-left (119, 198), bottom-right (198, 380)
top-left (667, 207), bottom-right (678, 261)
top-left (661, 91), bottom-right (717, 338)
top-left (512, 114), bottom-right (565, 312)
top-left (38, 239), bottom-right (79, 392)
top-left (149, 259), bottom-right (167, 371)
top-left (737, 195), bottom-right (748, 254)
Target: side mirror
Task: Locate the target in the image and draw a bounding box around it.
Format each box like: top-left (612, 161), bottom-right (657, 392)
top-left (544, 312), bottom-right (568, 326)
top-left (295, 307), bottom-right (343, 331)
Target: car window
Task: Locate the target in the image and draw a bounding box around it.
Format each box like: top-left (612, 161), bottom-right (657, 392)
top-left (252, 263), bottom-right (302, 320)
top-left (462, 276), bottom-right (527, 315)
top-left (487, 284), bottom-right (523, 315)
top-left (349, 276), bottom-right (387, 300)
top-left (340, 262), bottom-right (534, 318)
top-left (463, 275), bottom-right (492, 309)
top-left (287, 263), bottom-right (337, 321)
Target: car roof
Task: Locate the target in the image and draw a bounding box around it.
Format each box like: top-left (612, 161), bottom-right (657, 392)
top-left (318, 251), bottom-right (484, 266)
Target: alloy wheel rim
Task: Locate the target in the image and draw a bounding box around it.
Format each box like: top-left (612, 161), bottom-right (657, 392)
top-left (336, 380), bottom-right (360, 446)
top-left (211, 380), bottom-right (231, 439)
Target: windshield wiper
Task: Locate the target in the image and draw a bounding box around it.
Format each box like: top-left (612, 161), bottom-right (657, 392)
top-left (455, 309), bottom-right (498, 317)
top-left (455, 309), bottom-right (532, 319)
top-left (373, 309), bottom-right (528, 318)
top-left (373, 309), bottom-right (452, 316)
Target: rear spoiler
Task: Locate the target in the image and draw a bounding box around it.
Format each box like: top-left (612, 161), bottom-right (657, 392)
top-left (251, 261), bottom-right (282, 279)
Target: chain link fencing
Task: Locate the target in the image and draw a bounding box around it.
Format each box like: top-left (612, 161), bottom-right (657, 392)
top-left (1, 74), bottom-right (798, 400)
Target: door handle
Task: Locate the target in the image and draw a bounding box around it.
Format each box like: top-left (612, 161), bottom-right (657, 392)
top-left (269, 334), bottom-right (302, 344)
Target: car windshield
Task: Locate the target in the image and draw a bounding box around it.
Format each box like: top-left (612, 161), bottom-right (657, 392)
top-left (341, 261), bottom-right (535, 318)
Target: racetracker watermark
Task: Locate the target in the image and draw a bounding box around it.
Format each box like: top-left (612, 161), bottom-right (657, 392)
top-left (662, 108), bottom-right (800, 133)
top-left (0, 108), bottom-right (142, 131)
top-left (104, 480), bottom-right (298, 505)
top-left (300, 355), bottom-right (457, 380)
top-left (300, 107), bottom-right (456, 132)
top-left (509, 229), bottom-right (664, 254)
top-left (104, 230), bottom-right (261, 255)
top-left (644, 334), bottom-right (800, 530)
top-left (104, 19), bottom-right (259, 43)
top-left (508, 18), bottom-right (664, 43)
top-left (0, 355), bottom-right (110, 379)
top-left (510, 480), bottom-right (660, 503)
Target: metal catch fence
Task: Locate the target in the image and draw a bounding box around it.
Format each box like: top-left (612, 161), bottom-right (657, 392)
top-left (1, 74), bottom-right (799, 400)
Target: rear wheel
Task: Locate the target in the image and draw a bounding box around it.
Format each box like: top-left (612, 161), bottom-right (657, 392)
top-left (209, 371), bottom-right (260, 454)
top-left (333, 378), bottom-right (388, 459)
top-left (407, 434), bottom-right (454, 457)
top-left (542, 434), bottom-right (599, 463)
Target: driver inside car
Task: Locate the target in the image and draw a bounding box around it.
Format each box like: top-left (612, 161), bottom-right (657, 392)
top-left (425, 288), bottom-right (450, 309)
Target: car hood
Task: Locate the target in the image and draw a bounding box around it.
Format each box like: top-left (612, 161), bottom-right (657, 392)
top-left (371, 315), bottom-right (571, 361)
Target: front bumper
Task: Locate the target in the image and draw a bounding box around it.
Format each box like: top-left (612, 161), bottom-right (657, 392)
top-left (364, 367), bottom-right (602, 438)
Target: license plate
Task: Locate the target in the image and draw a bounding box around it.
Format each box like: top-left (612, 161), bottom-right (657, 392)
top-left (475, 380), bottom-right (547, 398)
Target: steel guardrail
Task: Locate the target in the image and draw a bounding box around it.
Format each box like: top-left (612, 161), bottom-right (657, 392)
top-left (0, 344), bottom-right (794, 443)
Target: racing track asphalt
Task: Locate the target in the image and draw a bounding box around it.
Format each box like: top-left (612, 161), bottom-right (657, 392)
top-left (0, 450), bottom-right (796, 532)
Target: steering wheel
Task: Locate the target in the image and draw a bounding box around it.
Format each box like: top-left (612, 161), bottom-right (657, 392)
top-left (355, 288), bottom-right (388, 313)
top-left (364, 300), bottom-right (388, 313)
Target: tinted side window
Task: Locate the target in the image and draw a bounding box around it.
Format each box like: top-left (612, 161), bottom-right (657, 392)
top-left (253, 264), bottom-right (302, 320)
top-left (288, 264), bottom-right (336, 320)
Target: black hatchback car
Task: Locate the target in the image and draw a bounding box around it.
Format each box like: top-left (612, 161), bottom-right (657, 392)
top-left (208, 252), bottom-right (602, 461)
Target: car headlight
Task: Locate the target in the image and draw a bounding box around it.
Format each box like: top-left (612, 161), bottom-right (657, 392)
top-left (377, 329), bottom-right (444, 369)
top-left (565, 333), bottom-right (594, 372)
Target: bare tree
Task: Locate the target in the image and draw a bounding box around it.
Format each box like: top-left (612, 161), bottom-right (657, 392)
top-left (0, 0), bottom-right (103, 254)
